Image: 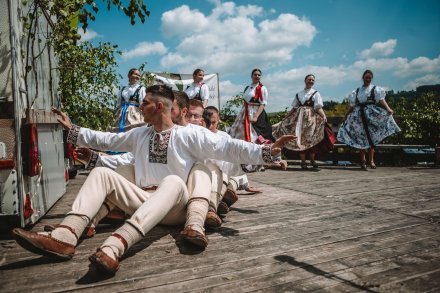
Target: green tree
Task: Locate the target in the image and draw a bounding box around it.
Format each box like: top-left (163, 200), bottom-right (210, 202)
top-left (325, 98), bottom-right (350, 117)
top-left (392, 92), bottom-right (440, 146)
top-left (220, 94), bottom-right (244, 128)
top-left (23, 0), bottom-right (150, 130)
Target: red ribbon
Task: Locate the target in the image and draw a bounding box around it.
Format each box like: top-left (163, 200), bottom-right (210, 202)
top-left (255, 83), bottom-right (263, 102)
top-left (243, 102), bottom-right (251, 142)
top-left (243, 83), bottom-right (263, 142)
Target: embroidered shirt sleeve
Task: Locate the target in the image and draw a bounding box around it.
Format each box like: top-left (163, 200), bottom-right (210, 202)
top-left (86, 150), bottom-right (99, 170)
top-left (262, 145), bottom-right (280, 164)
top-left (67, 125), bottom-right (81, 145)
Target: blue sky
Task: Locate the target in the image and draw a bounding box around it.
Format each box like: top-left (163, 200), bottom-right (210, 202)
top-left (81, 0), bottom-right (440, 112)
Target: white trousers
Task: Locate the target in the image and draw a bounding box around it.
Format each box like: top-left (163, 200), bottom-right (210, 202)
top-left (70, 167), bottom-right (189, 236)
top-left (205, 161), bottom-right (228, 211)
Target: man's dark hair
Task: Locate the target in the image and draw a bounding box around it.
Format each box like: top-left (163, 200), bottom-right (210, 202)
top-left (205, 106), bottom-right (219, 115)
top-left (202, 110), bottom-right (211, 129)
top-left (173, 91), bottom-right (189, 110)
top-left (146, 85), bottom-right (174, 102)
top-left (188, 98), bottom-right (204, 109)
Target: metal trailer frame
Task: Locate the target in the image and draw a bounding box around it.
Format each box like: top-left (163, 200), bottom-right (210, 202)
top-left (0, 0), bottom-right (68, 227)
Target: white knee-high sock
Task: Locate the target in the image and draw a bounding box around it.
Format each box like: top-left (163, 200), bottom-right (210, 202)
top-left (90, 201), bottom-right (115, 227)
top-left (185, 198), bottom-right (209, 234)
top-left (101, 222), bottom-right (143, 260)
top-left (48, 214), bottom-right (89, 246)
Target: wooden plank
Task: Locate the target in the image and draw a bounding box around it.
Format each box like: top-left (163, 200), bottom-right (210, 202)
top-left (25, 108), bottom-right (59, 124)
top-left (0, 167), bottom-right (439, 292)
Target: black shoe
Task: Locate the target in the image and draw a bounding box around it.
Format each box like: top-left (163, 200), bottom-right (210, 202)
top-left (360, 161), bottom-right (368, 170)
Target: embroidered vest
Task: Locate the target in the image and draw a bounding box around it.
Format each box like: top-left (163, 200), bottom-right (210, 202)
top-left (296, 90), bottom-right (318, 107)
top-left (355, 86), bottom-right (376, 105)
top-left (186, 83), bottom-right (205, 100)
top-left (244, 83), bottom-right (264, 104)
top-left (121, 84), bottom-right (144, 104)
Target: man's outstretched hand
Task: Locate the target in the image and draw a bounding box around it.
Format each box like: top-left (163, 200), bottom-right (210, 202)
top-left (271, 135), bottom-right (296, 156)
top-left (76, 147), bottom-right (94, 164)
top-left (52, 108), bottom-right (72, 130)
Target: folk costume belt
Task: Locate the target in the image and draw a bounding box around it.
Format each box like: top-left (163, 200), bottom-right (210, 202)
top-left (357, 101), bottom-right (375, 148)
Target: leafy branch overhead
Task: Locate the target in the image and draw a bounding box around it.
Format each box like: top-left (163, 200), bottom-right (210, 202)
top-left (23, 0), bottom-right (150, 130)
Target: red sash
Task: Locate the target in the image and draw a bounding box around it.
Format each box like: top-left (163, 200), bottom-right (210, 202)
top-left (244, 102), bottom-right (251, 142)
top-left (243, 83), bottom-right (263, 142)
top-left (255, 83), bottom-right (263, 102)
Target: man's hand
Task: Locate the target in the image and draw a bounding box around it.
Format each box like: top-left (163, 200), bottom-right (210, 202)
top-left (271, 135), bottom-right (296, 156)
top-left (51, 107), bottom-right (72, 130)
top-left (76, 148), bottom-right (94, 164)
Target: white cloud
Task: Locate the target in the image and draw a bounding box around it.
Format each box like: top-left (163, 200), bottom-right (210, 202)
top-left (358, 39), bottom-right (397, 59)
top-left (404, 74), bottom-right (440, 90)
top-left (161, 5), bottom-right (209, 37)
top-left (78, 29), bottom-right (100, 42)
top-left (394, 55), bottom-right (440, 77)
top-left (122, 42), bottom-right (168, 60)
top-left (159, 2), bottom-right (317, 74)
top-left (305, 52), bottom-right (324, 60)
top-left (218, 80), bottom-right (244, 107)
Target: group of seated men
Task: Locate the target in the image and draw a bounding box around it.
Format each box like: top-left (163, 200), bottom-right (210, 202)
top-left (13, 85), bottom-right (291, 275)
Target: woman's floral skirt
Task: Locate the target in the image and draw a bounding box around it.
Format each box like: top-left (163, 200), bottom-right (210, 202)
top-left (337, 104), bottom-right (400, 149)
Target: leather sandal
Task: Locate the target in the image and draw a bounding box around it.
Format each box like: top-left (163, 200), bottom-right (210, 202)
top-left (89, 248), bottom-right (120, 274)
top-left (217, 201), bottom-right (229, 215)
top-left (13, 228), bottom-right (75, 260)
top-left (205, 211), bottom-right (222, 228)
top-left (370, 161), bottom-right (377, 169)
top-left (44, 224), bottom-right (96, 238)
top-left (311, 161), bottom-right (319, 169)
top-left (180, 225), bottom-right (208, 248)
top-left (300, 163), bottom-right (308, 170)
top-left (222, 188), bottom-right (238, 207)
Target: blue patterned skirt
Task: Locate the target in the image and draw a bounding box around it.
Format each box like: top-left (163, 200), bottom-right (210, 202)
top-left (337, 104), bottom-right (400, 149)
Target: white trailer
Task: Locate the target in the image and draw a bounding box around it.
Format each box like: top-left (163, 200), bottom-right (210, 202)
top-left (0, 0), bottom-right (68, 227)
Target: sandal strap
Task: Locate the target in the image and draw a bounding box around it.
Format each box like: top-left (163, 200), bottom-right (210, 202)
top-left (57, 224), bottom-right (79, 241)
top-left (111, 233), bottom-right (128, 252)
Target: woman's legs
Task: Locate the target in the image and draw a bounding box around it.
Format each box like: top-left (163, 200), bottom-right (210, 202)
top-left (359, 149), bottom-right (367, 170)
top-left (369, 148), bottom-right (376, 168)
top-left (310, 153), bottom-right (318, 168)
top-left (299, 153), bottom-right (307, 169)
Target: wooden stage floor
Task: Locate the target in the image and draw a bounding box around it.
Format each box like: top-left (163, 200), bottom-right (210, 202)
top-left (1, 165), bottom-right (439, 292)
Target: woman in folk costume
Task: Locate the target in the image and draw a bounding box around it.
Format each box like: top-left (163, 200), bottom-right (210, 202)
top-left (229, 68), bottom-right (275, 143)
top-left (338, 69), bottom-right (400, 170)
top-left (184, 68), bottom-right (210, 108)
top-left (273, 74), bottom-right (335, 169)
top-left (112, 68), bottom-right (146, 132)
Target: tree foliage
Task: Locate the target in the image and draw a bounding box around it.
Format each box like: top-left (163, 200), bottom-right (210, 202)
top-left (389, 92), bottom-right (440, 146)
top-left (219, 94), bottom-right (244, 128)
top-left (23, 0), bottom-right (150, 130)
